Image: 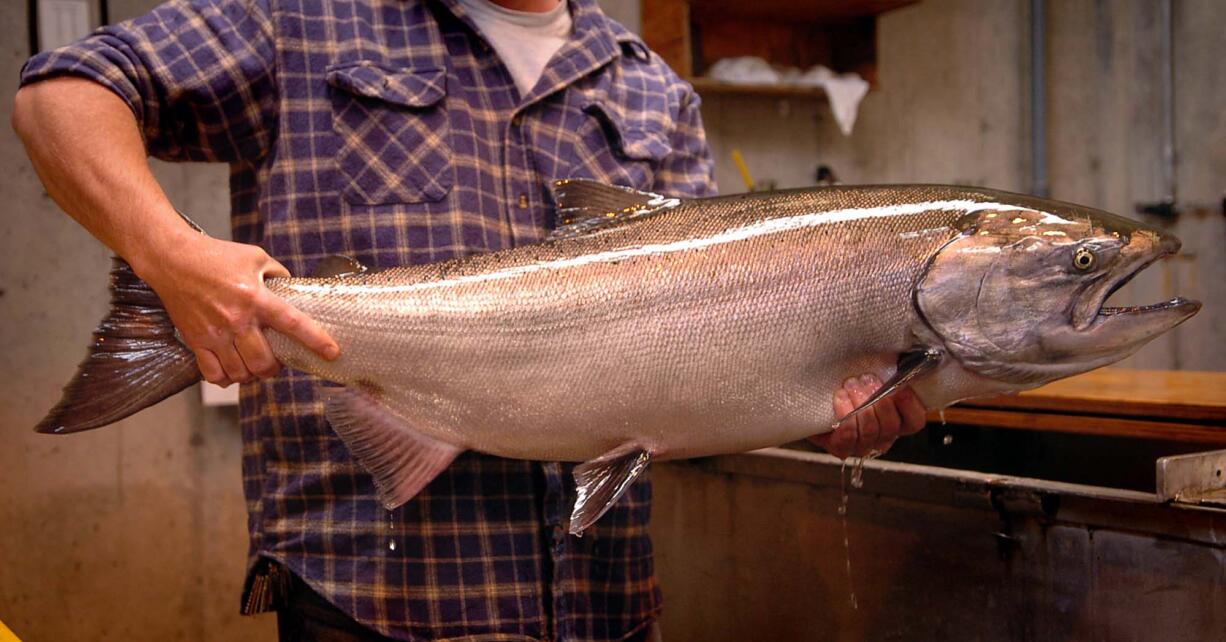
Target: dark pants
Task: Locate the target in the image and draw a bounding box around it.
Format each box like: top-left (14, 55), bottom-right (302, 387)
top-left (277, 572), bottom-right (392, 641)
top-left (276, 571), bottom-right (663, 642)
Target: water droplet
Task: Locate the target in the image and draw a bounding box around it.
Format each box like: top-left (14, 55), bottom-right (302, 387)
top-left (943, 434), bottom-right (954, 446)
top-left (938, 409), bottom-right (947, 426)
top-left (839, 460), bottom-right (858, 610)
top-left (388, 539), bottom-right (397, 551)
top-left (850, 457), bottom-right (865, 489)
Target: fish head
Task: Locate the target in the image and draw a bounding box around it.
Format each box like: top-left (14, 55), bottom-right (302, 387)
top-left (915, 196), bottom-right (1200, 388)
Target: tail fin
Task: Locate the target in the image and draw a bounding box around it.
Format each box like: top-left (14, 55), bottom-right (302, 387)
top-left (35, 258), bottom-right (201, 434)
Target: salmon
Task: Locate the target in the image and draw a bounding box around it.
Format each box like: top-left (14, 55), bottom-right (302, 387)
top-left (36, 181), bottom-right (1200, 533)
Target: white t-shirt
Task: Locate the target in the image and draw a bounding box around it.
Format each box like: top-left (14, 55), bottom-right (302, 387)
top-left (455, 0), bottom-right (573, 97)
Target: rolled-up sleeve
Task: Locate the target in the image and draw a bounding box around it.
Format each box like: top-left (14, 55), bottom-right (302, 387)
top-left (20, 0), bottom-right (277, 163)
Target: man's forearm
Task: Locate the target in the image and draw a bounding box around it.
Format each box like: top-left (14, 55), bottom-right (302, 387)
top-left (11, 77), bottom-right (198, 276)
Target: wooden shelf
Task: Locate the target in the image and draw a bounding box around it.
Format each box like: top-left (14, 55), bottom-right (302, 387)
top-left (642, 0), bottom-right (919, 96)
top-left (685, 0), bottom-right (919, 23)
top-left (930, 369), bottom-right (1226, 444)
top-left (687, 78), bottom-right (830, 98)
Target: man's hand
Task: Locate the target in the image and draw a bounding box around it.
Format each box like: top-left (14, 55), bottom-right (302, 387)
top-left (809, 374), bottom-right (928, 459)
top-left (138, 233), bottom-right (340, 387)
top-left (13, 78), bottom-right (338, 387)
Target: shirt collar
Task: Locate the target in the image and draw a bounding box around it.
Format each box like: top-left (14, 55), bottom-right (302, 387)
top-left (433, 0), bottom-right (643, 105)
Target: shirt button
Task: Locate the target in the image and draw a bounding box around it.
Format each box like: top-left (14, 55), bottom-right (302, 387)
top-left (518, 193), bottom-right (529, 209)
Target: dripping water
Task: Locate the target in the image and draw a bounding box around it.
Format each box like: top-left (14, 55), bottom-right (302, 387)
top-left (839, 459), bottom-right (858, 610)
top-left (387, 509), bottom-right (397, 551)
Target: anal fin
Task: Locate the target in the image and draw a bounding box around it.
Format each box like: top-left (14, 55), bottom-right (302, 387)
top-left (324, 388), bottom-right (462, 509)
top-left (832, 347), bottom-right (943, 429)
top-left (570, 443), bottom-right (653, 536)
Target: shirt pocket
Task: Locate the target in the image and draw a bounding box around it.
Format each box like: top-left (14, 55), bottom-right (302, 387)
top-left (326, 62), bottom-right (453, 204)
top-left (574, 101), bottom-right (672, 189)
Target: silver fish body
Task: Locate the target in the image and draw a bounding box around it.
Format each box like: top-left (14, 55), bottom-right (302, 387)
top-left (36, 181), bottom-right (1200, 532)
top-left (269, 186), bottom-right (971, 462)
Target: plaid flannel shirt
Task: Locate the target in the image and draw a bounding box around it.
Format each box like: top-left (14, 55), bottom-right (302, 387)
top-left (20, 0), bottom-right (715, 640)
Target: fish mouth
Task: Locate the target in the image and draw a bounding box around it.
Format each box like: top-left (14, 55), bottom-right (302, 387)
top-left (1097, 297), bottom-right (1196, 317)
top-left (1077, 236), bottom-right (1201, 338)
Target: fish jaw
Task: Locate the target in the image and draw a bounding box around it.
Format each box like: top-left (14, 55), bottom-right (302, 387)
top-left (1050, 227), bottom-right (1200, 360)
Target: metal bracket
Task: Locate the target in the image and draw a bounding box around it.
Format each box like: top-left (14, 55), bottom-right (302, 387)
top-left (1156, 450), bottom-right (1226, 507)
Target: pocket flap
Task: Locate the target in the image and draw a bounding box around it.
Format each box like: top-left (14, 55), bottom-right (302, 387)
top-left (617, 128), bottom-right (670, 161)
top-left (327, 62), bottom-right (446, 108)
top-left (583, 103), bottom-right (670, 161)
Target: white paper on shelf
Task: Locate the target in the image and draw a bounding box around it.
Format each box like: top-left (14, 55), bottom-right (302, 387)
top-left (797, 66), bottom-right (870, 136)
top-left (705, 57), bottom-right (870, 136)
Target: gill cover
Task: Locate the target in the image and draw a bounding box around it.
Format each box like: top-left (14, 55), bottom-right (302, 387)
top-left (914, 209), bottom-right (1101, 384)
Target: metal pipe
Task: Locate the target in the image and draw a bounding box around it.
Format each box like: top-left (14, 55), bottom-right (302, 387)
top-left (1160, 0), bottom-right (1176, 207)
top-left (1030, 0), bottom-right (1048, 198)
top-left (1136, 0), bottom-right (1179, 220)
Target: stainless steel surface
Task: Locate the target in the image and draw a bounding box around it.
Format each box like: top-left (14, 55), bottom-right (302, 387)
top-left (1157, 448), bottom-right (1226, 507)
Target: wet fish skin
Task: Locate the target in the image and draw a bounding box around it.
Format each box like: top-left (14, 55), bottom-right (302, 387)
top-left (35, 181), bottom-right (1200, 532)
top-left (270, 186), bottom-right (962, 462)
top-left (268, 183), bottom-right (1197, 459)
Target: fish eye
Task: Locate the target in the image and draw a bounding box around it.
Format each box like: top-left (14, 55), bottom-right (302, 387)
top-left (1073, 247), bottom-right (1096, 271)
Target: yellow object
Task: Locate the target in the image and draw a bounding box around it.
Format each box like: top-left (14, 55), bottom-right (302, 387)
top-left (0, 617), bottom-right (22, 642)
top-left (730, 149), bottom-right (755, 191)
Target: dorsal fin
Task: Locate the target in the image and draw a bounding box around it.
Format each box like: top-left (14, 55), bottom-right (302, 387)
top-left (311, 255), bottom-right (369, 278)
top-left (548, 179), bottom-right (682, 241)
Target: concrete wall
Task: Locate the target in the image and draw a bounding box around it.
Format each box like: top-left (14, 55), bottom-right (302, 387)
top-left (0, 0), bottom-right (271, 639)
top-left (0, 0), bottom-right (1221, 640)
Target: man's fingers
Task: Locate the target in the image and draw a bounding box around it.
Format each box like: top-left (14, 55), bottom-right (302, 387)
top-left (262, 257), bottom-right (291, 280)
top-left (846, 378), bottom-right (880, 457)
top-left (195, 349), bottom-right (232, 387)
top-left (895, 387), bottom-right (929, 435)
top-left (816, 376), bottom-right (926, 459)
top-left (214, 344), bottom-right (252, 384)
top-left (872, 390), bottom-right (903, 443)
top-left (235, 327), bottom-right (282, 378)
top-left (852, 413), bottom-right (879, 457)
top-left (821, 389), bottom-right (859, 458)
top-left (261, 296), bottom-right (340, 361)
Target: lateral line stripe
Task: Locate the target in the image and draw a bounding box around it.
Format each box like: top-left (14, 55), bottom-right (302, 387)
top-left (286, 200), bottom-right (1033, 295)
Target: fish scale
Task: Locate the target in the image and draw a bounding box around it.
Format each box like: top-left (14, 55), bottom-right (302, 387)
top-left (267, 187), bottom-right (967, 465)
top-left (34, 180), bottom-right (1200, 533)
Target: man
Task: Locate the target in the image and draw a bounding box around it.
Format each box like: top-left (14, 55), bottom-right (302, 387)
top-left (12, 0), bottom-right (925, 639)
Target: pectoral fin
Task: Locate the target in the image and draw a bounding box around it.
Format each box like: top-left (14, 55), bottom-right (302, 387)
top-left (833, 347), bottom-right (944, 428)
top-left (569, 443), bottom-right (653, 536)
top-left (324, 388), bottom-right (462, 509)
